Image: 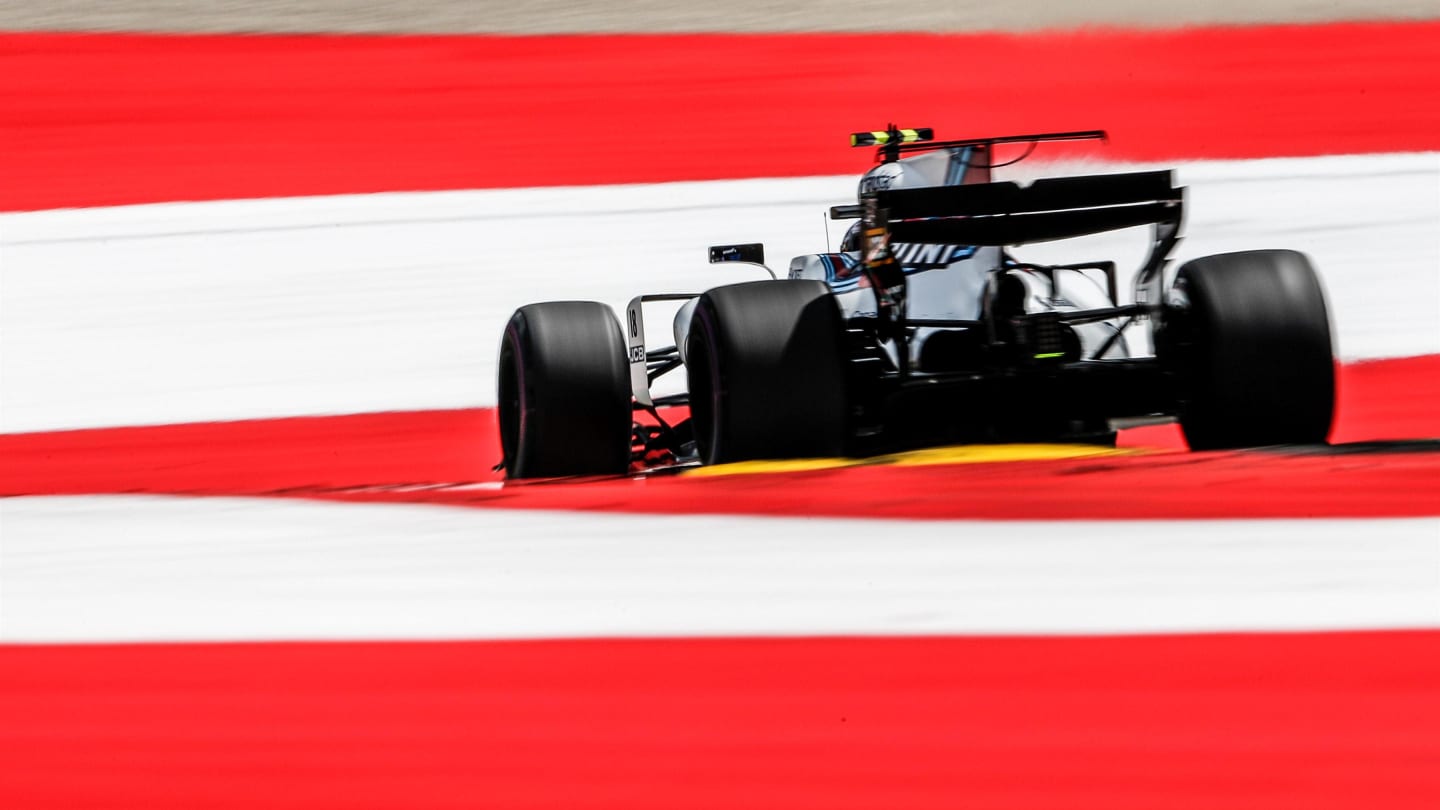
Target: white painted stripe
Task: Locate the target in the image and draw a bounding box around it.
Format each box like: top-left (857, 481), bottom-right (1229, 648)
top-left (2, 495), bottom-right (1435, 642)
top-left (2, 153), bottom-right (1437, 433)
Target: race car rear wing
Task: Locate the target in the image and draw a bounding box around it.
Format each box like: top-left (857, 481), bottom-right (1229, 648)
top-left (856, 169), bottom-right (1185, 331)
top-left (872, 170), bottom-right (1182, 246)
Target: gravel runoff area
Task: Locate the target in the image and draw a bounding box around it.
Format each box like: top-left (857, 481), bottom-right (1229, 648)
top-left (2, 0), bottom-right (1439, 33)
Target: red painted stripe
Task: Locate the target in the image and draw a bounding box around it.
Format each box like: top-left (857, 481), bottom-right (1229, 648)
top-left (2, 632), bottom-right (1437, 810)
top-left (3, 356), bottom-right (1436, 519)
top-left (366, 446), bottom-right (1439, 520)
top-left (4, 22), bottom-right (1439, 211)
top-left (0, 408), bottom-right (499, 495)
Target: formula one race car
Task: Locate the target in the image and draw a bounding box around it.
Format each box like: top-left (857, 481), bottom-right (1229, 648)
top-left (496, 126), bottom-right (1335, 478)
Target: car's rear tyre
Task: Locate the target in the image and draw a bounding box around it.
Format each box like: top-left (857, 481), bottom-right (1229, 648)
top-left (686, 280), bottom-right (848, 465)
top-left (1159, 249), bottom-right (1335, 450)
top-left (497, 301), bottom-right (632, 479)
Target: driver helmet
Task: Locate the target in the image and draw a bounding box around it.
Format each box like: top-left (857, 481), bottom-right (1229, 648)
top-left (857, 161), bottom-right (909, 197)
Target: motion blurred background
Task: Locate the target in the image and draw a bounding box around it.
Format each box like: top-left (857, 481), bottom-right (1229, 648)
top-left (2, 2), bottom-right (1438, 809)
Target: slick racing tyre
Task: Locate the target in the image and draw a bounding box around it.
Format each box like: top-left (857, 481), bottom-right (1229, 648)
top-left (686, 280), bottom-right (847, 465)
top-left (497, 301), bottom-right (632, 479)
top-left (1158, 249), bottom-right (1335, 450)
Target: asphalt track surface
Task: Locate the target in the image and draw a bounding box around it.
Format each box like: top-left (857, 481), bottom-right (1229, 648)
top-left (2, 14), bottom-right (1439, 810)
top-left (3, 0), bottom-right (1439, 32)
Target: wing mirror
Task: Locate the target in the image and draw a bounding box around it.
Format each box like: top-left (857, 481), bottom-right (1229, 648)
top-left (708, 243), bottom-right (775, 279)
